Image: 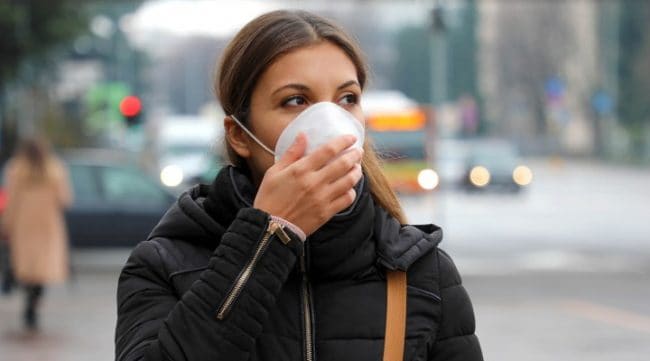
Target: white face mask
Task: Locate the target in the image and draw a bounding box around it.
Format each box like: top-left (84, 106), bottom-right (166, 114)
top-left (230, 102), bottom-right (365, 163)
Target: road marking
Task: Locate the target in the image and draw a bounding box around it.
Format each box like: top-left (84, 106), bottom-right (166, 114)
top-left (560, 299), bottom-right (650, 333)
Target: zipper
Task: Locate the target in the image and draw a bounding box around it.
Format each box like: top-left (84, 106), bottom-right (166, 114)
top-left (300, 244), bottom-right (315, 361)
top-left (216, 220), bottom-right (290, 320)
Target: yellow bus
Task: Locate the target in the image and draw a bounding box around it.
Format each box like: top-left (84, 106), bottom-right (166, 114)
top-left (363, 90), bottom-right (438, 193)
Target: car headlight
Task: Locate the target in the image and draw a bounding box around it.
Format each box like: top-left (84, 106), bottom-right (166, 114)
top-left (469, 166), bottom-right (490, 187)
top-left (512, 165), bottom-right (533, 186)
top-left (160, 165), bottom-right (184, 187)
top-left (417, 168), bottom-right (439, 190)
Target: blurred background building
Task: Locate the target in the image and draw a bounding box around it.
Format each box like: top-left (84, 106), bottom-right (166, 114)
top-left (2, 0), bottom-right (649, 163)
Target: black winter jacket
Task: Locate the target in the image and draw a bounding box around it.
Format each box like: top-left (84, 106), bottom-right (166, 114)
top-left (115, 166), bottom-right (483, 361)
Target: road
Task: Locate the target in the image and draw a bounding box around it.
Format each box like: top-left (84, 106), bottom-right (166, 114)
top-left (468, 270), bottom-right (650, 361)
top-left (2, 264), bottom-right (648, 361)
top-left (1, 159), bottom-right (649, 360)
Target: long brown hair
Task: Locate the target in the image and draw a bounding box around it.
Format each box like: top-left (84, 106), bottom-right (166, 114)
top-left (215, 10), bottom-right (406, 223)
top-left (15, 137), bottom-right (52, 183)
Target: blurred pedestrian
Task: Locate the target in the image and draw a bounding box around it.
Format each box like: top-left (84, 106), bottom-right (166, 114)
top-left (1, 184), bottom-right (15, 295)
top-left (1, 137), bottom-right (73, 330)
top-left (116, 10), bottom-right (482, 361)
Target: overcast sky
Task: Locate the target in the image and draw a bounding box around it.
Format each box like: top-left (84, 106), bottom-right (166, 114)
top-left (127, 0), bottom-right (430, 39)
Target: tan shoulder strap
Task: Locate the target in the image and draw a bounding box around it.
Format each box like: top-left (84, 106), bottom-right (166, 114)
top-left (383, 270), bottom-right (407, 361)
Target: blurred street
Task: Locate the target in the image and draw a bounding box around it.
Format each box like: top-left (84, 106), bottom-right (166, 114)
top-left (403, 158), bottom-right (650, 274)
top-left (1, 159), bottom-right (649, 360)
top-left (1, 257), bottom-right (648, 361)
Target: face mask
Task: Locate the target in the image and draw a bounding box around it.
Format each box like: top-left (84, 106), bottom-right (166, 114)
top-left (230, 102), bottom-right (365, 162)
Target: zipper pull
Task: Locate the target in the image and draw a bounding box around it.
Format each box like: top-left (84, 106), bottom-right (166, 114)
top-left (268, 220), bottom-right (292, 245)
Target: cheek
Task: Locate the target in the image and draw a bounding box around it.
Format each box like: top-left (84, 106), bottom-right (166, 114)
top-left (352, 109), bottom-right (366, 127)
top-left (265, 114), bottom-right (298, 148)
top-left (248, 109), bottom-right (289, 149)
top-left (270, 124), bottom-right (289, 149)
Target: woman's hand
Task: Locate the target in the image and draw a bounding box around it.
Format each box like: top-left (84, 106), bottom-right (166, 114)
top-left (253, 133), bottom-right (363, 236)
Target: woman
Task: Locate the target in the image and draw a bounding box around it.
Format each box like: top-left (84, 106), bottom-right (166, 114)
top-left (3, 137), bottom-right (72, 329)
top-left (116, 10), bottom-right (482, 361)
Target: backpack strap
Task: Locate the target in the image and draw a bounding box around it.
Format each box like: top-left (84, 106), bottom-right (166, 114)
top-left (383, 270), bottom-right (407, 361)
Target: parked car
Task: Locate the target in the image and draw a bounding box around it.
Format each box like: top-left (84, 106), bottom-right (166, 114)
top-left (63, 149), bottom-right (176, 248)
top-left (151, 115), bottom-right (223, 190)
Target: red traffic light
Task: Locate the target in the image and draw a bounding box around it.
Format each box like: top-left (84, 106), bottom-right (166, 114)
top-left (119, 96), bottom-right (142, 117)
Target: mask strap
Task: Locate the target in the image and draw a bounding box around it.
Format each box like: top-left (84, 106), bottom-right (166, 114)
top-left (230, 115), bottom-right (276, 156)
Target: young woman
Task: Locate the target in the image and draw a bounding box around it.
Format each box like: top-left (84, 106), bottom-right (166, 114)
top-left (116, 10), bottom-right (482, 361)
top-left (3, 138), bottom-right (72, 329)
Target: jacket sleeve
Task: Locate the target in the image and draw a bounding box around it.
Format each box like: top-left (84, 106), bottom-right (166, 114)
top-left (428, 249), bottom-right (483, 361)
top-left (115, 208), bottom-right (302, 361)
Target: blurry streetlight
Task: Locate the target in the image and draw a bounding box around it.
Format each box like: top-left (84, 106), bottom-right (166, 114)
top-left (429, 1), bottom-right (449, 223)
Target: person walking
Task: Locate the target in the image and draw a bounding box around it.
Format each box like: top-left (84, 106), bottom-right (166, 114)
top-left (116, 10), bottom-right (482, 361)
top-left (2, 137), bottom-right (73, 329)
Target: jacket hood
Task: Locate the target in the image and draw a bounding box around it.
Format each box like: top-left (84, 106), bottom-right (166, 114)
top-left (147, 184), bottom-right (226, 249)
top-left (147, 166), bottom-right (442, 275)
top-left (374, 207), bottom-right (443, 271)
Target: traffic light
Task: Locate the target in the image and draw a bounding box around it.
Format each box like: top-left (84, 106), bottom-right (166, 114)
top-left (430, 5), bottom-right (446, 33)
top-left (119, 95), bottom-right (142, 127)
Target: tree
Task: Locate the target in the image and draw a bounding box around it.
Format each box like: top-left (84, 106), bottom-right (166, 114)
top-left (617, 0), bottom-right (650, 155)
top-left (492, 2), bottom-right (575, 134)
top-left (0, 1), bottom-right (88, 159)
top-left (391, 26), bottom-right (432, 104)
top-left (0, 1), bottom-right (87, 84)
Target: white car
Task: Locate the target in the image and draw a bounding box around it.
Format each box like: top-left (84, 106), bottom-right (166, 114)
top-left (153, 116), bottom-right (223, 189)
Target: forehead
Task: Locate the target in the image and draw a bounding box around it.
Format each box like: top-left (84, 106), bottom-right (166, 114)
top-left (257, 41), bottom-right (359, 89)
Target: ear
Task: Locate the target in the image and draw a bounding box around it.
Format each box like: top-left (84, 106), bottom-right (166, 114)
top-left (224, 116), bottom-right (252, 159)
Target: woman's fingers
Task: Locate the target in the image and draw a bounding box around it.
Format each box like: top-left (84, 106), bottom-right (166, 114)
top-left (318, 147), bottom-right (363, 184)
top-left (328, 187), bottom-right (358, 215)
top-left (327, 163), bottom-right (363, 200)
top-left (297, 135), bottom-right (357, 171)
top-left (275, 132), bottom-right (307, 169)
top-left (254, 134), bottom-right (363, 236)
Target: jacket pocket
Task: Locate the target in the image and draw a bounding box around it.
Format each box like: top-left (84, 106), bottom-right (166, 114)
top-left (407, 285), bottom-right (441, 302)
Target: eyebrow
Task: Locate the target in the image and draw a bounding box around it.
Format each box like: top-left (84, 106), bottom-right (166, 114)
top-left (271, 80), bottom-right (361, 96)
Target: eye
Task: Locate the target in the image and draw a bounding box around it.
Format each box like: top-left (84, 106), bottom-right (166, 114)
top-left (338, 93), bottom-right (359, 106)
top-left (282, 95), bottom-right (308, 107)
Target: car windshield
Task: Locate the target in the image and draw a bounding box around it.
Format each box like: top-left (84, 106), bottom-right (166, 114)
top-left (370, 131), bottom-right (427, 159)
top-left (163, 144), bottom-right (211, 157)
top-left (470, 145), bottom-right (518, 170)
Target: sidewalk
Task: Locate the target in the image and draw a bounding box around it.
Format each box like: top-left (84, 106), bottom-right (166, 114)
top-left (2, 249), bottom-right (649, 361)
top-left (0, 269), bottom-right (118, 361)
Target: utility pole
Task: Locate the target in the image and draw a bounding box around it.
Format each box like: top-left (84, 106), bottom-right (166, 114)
top-left (429, 0), bottom-right (449, 224)
top-left (430, 0), bottom-right (448, 107)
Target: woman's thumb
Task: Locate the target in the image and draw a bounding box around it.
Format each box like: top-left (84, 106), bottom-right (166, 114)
top-left (277, 132), bottom-right (307, 167)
